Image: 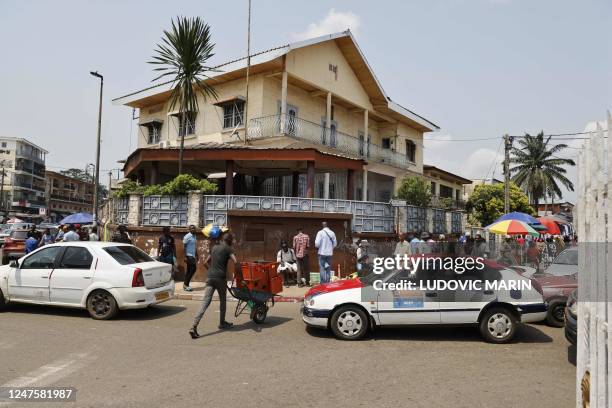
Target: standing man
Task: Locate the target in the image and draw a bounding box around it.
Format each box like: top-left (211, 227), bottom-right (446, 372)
top-left (189, 232), bottom-right (236, 338)
top-left (314, 221), bottom-right (337, 284)
top-left (89, 226), bottom-right (100, 241)
top-left (112, 225), bottom-right (132, 244)
top-left (158, 226), bottom-right (176, 266)
top-left (394, 233), bottom-right (412, 257)
top-left (292, 227), bottom-right (310, 287)
top-left (182, 225), bottom-right (198, 292)
top-left (63, 225), bottom-right (80, 242)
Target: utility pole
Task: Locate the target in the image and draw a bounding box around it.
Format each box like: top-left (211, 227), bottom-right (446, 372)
top-left (90, 71), bottom-right (103, 223)
top-left (0, 161), bottom-right (5, 218)
top-left (243, 0), bottom-right (251, 145)
top-left (503, 134), bottom-right (513, 213)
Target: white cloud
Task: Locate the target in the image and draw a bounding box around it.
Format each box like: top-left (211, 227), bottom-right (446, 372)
top-left (292, 9), bottom-right (360, 41)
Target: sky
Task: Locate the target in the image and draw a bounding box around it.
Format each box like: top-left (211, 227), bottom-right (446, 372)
top-left (1, 0), bottom-right (610, 202)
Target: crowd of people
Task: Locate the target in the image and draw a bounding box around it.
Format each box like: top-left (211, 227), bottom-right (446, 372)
top-left (24, 224), bottom-right (101, 254)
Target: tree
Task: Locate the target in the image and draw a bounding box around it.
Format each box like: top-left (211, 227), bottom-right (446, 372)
top-left (396, 176), bottom-right (431, 207)
top-left (466, 182), bottom-right (534, 226)
top-left (510, 132), bottom-right (575, 208)
top-left (149, 17), bottom-right (218, 175)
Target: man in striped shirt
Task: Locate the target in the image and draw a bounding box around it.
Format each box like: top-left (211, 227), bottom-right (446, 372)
top-left (292, 227), bottom-right (310, 287)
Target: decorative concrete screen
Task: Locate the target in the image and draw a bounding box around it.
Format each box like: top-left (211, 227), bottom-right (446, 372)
top-left (115, 197), bottom-right (129, 225)
top-left (201, 195), bottom-right (393, 233)
top-left (450, 211), bottom-right (462, 234)
top-left (141, 195), bottom-right (188, 226)
top-left (406, 205), bottom-right (427, 233)
top-left (432, 208), bottom-right (446, 234)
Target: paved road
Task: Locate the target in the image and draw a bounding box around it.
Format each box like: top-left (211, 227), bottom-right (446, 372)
top-left (1, 300), bottom-right (575, 408)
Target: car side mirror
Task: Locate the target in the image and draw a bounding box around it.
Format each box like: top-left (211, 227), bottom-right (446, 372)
top-left (9, 260), bottom-right (19, 268)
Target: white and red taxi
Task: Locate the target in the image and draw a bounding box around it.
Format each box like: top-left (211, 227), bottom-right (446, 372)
top-left (302, 259), bottom-right (547, 343)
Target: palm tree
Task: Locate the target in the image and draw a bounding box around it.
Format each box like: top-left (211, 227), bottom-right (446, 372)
top-left (509, 132), bottom-right (575, 208)
top-left (149, 17), bottom-right (218, 174)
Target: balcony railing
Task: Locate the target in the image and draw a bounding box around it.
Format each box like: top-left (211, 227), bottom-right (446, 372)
top-left (429, 195), bottom-right (466, 210)
top-left (50, 194), bottom-right (92, 204)
top-left (248, 114), bottom-right (412, 169)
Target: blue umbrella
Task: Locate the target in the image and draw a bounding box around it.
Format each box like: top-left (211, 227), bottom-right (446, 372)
top-left (59, 212), bottom-right (94, 225)
top-left (493, 211), bottom-right (545, 230)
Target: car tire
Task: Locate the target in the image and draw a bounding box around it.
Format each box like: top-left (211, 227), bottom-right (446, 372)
top-left (479, 307), bottom-right (517, 344)
top-left (86, 290), bottom-right (119, 320)
top-left (330, 305), bottom-right (369, 341)
top-left (546, 300), bottom-right (566, 327)
top-left (0, 289), bottom-right (7, 311)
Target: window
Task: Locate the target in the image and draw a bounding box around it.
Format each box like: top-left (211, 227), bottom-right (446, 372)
top-left (440, 185), bottom-right (454, 198)
top-left (358, 132), bottom-right (365, 156)
top-left (367, 134), bottom-right (371, 158)
top-left (222, 100), bottom-right (245, 129)
top-left (287, 106), bottom-right (298, 136)
top-left (431, 182), bottom-right (436, 194)
top-left (321, 119), bottom-right (338, 147)
top-left (178, 112), bottom-right (196, 137)
top-left (59, 247), bottom-right (93, 269)
top-left (405, 140), bottom-right (416, 162)
top-left (381, 138), bottom-right (391, 149)
top-left (329, 183), bottom-right (336, 199)
top-left (1, 142), bottom-right (5, 148)
top-left (146, 122), bottom-right (162, 144)
top-left (21, 247), bottom-right (62, 269)
top-left (104, 245), bottom-right (154, 265)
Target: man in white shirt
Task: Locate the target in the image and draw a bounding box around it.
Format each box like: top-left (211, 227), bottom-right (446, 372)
top-left (314, 222), bottom-right (337, 283)
top-left (276, 241), bottom-right (297, 287)
top-left (62, 224), bottom-right (80, 242)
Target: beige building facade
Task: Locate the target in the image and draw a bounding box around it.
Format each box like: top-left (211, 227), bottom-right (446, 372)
top-left (114, 31), bottom-right (439, 202)
top-left (45, 170), bottom-right (94, 222)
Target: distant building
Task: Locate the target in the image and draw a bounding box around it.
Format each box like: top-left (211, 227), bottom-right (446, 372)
top-left (462, 177), bottom-right (503, 201)
top-left (537, 201), bottom-right (574, 218)
top-left (0, 136), bottom-right (48, 220)
top-left (422, 165), bottom-right (472, 209)
top-left (45, 171), bottom-right (94, 222)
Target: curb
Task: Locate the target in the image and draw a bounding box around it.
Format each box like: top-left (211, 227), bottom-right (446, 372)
top-left (174, 293), bottom-right (304, 303)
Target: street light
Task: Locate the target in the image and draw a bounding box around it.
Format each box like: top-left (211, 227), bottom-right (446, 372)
top-left (90, 71), bottom-right (103, 223)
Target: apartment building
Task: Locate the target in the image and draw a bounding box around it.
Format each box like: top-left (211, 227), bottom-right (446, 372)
top-left (45, 170), bottom-right (94, 222)
top-left (0, 136), bottom-right (47, 219)
top-left (422, 165), bottom-right (471, 209)
top-left (113, 31), bottom-right (440, 202)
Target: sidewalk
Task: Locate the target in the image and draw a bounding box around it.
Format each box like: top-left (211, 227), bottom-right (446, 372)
top-left (173, 281), bottom-right (310, 303)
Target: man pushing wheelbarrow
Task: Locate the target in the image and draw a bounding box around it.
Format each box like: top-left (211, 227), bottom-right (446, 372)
top-left (189, 232), bottom-right (236, 339)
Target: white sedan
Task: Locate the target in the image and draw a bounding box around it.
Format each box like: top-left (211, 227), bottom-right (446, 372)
top-left (0, 242), bottom-right (174, 319)
top-left (302, 260), bottom-right (547, 343)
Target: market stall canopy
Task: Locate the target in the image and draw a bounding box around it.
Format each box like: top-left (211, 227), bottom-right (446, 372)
top-left (494, 211), bottom-right (544, 230)
top-left (486, 219), bottom-right (540, 237)
top-left (537, 217), bottom-right (561, 235)
top-left (59, 212), bottom-right (94, 225)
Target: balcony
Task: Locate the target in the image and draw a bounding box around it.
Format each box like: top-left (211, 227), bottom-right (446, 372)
top-left (248, 114), bottom-right (412, 169)
top-left (429, 195), bottom-right (466, 210)
top-left (50, 194), bottom-right (92, 204)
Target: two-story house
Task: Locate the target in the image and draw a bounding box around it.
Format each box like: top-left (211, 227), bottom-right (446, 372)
top-left (113, 30), bottom-right (439, 202)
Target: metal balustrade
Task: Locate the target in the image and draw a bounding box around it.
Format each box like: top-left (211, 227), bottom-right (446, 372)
top-left (450, 211), bottom-right (462, 234)
top-left (406, 205), bottom-right (427, 233)
top-left (432, 208), bottom-right (447, 234)
top-left (248, 114), bottom-right (411, 169)
top-left (141, 195), bottom-right (188, 226)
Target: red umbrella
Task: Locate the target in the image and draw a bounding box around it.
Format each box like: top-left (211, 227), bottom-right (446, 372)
top-left (537, 217), bottom-right (561, 235)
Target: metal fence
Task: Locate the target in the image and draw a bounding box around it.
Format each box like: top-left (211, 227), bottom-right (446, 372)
top-left (115, 197), bottom-right (129, 225)
top-left (450, 211), bottom-right (462, 234)
top-left (141, 195), bottom-right (188, 227)
top-left (248, 114), bottom-right (410, 169)
top-left (431, 208), bottom-right (447, 234)
top-left (406, 205), bottom-right (427, 233)
top-left (201, 195), bottom-right (394, 233)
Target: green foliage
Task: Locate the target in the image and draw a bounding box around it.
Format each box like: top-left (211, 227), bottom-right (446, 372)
top-left (466, 182), bottom-right (534, 226)
top-left (112, 174), bottom-right (218, 198)
top-left (396, 176), bottom-right (432, 207)
top-left (439, 197), bottom-right (454, 209)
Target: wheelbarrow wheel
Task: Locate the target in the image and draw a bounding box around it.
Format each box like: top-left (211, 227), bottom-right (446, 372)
top-left (250, 303), bottom-right (268, 324)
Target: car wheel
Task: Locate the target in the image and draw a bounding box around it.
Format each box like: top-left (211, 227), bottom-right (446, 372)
top-left (479, 307), bottom-right (517, 343)
top-left (330, 305), bottom-right (368, 340)
top-left (86, 290), bottom-right (118, 320)
top-left (546, 300), bottom-right (566, 327)
top-left (0, 289), bottom-right (7, 311)
top-left (250, 304), bottom-right (268, 324)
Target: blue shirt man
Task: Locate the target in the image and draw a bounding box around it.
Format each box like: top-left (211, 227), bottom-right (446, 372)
top-left (182, 225), bottom-right (198, 291)
top-left (25, 236), bottom-right (39, 254)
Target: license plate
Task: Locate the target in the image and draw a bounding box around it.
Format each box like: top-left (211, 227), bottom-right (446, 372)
top-left (155, 291), bottom-right (170, 301)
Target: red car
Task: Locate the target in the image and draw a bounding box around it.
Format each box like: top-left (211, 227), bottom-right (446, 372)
top-left (1, 229), bottom-right (28, 264)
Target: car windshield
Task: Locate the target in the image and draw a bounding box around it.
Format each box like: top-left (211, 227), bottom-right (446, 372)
top-left (10, 230), bottom-right (28, 240)
top-left (553, 250), bottom-right (578, 265)
top-left (360, 269), bottom-right (396, 285)
top-left (104, 245), bottom-right (155, 265)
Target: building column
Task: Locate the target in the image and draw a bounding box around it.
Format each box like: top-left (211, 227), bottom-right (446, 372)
top-left (292, 171), bottom-right (299, 197)
top-left (225, 160), bottom-right (234, 195)
top-left (323, 92), bottom-right (332, 199)
top-left (187, 190), bottom-right (202, 227)
top-left (150, 161), bottom-right (159, 185)
top-left (362, 166), bottom-right (368, 201)
top-left (280, 69), bottom-right (288, 134)
top-left (347, 169), bottom-right (355, 200)
top-left (306, 161), bottom-right (315, 198)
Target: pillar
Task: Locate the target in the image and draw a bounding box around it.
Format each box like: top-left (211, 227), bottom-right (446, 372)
top-left (362, 166), bottom-right (368, 201)
top-left (347, 169), bottom-right (355, 200)
top-left (306, 161), bottom-right (315, 198)
top-left (150, 161), bottom-right (159, 185)
top-left (187, 190), bottom-right (202, 227)
top-left (225, 160), bottom-right (234, 195)
top-left (280, 69), bottom-right (288, 134)
top-left (127, 193), bottom-right (141, 227)
top-left (292, 171), bottom-right (299, 197)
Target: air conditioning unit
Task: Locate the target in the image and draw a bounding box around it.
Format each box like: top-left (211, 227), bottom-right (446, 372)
top-left (159, 141), bottom-right (169, 148)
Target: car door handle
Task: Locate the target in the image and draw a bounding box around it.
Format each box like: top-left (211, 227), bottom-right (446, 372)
top-left (425, 292), bottom-right (437, 298)
top-left (41, 276), bottom-right (49, 278)
top-left (483, 290), bottom-right (494, 295)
